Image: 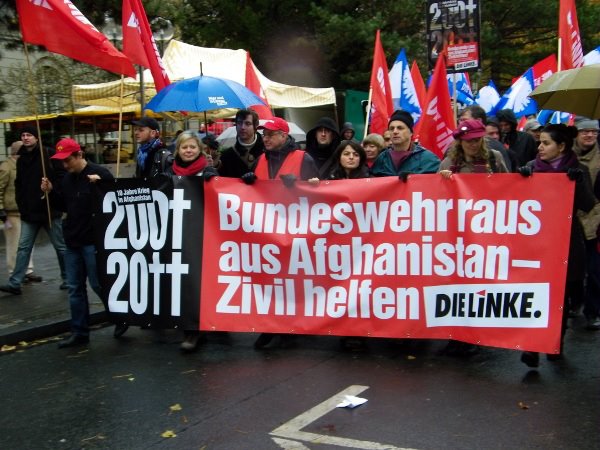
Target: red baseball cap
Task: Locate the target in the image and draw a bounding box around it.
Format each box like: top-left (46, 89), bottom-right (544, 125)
top-left (52, 138), bottom-right (81, 159)
top-left (258, 117), bottom-right (289, 133)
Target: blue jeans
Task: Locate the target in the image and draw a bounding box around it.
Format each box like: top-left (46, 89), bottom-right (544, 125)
top-left (64, 245), bottom-right (103, 337)
top-left (8, 218), bottom-right (66, 288)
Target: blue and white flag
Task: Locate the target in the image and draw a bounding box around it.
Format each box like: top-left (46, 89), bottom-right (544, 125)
top-left (495, 68), bottom-right (538, 117)
top-left (447, 72), bottom-right (475, 106)
top-left (388, 49), bottom-right (422, 123)
top-left (474, 80), bottom-right (501, 115)
top-left (537, 110), bottom-right (570, 125)
top-left (584, 45), bottom-right (600, 66)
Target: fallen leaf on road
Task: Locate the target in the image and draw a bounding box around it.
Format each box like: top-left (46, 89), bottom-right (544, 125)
top-left (407, 355), bottom-right (416, 360)
top-left (518, 401), bottom-right (530, 410)
top-left (170, 404), bottom-right (182, 412)
top-left (1, 345), bottom-right (16, 352)
top-left (112, 374), bottom-right (133, 379)
top-left (161, 430), bottom-right (177, 438)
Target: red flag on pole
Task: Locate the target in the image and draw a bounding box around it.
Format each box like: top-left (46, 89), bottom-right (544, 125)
top-left (410, 60), bottom-right (427, 111)
top-left (245, 53), bottom-right (273, 119)
top-left (122, 0), bottom-right (171, 91)
top-left (416, 54), bottom-right (455, 159)
top-left (16, 0), bottom-right (135, 77)
top-left (368, 30), bottom-right (394, 134)
top-left (559, 0), bottom-right (584, 70)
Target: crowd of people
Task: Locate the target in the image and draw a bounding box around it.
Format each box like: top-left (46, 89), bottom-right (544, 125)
top-left (2, 107), bottom-right (600, 367)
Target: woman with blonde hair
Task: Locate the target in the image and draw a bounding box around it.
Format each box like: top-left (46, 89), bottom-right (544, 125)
top-left (439, 119), bottom-right (507, 178)
top-left (362, 133), bottom-right (385, 168)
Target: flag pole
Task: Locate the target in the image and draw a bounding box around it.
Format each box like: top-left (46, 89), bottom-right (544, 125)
top-left (23, 42), bottom-right (52, 229)
top-left (557, 37), bottom-right (562, 71)
top-left (363, 87), bottom-right (373, 140)
top-left (116, 75), bottom-right (125, 178)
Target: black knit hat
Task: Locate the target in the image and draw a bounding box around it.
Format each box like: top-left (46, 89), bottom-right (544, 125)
top-left (20, 125), bottom-right (39, 139)
top-left (388, 110), bottom-right (414, 132)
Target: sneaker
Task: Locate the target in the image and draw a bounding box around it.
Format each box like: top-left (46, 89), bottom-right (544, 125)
top-left (521, 351), bottom-right (540, 368)
top-left (0, 284), bottom-right (22, 295)
top-left (180, 332), bottom-right (200, 352)
top-left (586, 317), bottom-right (600, 331)
top-left (24, 273), bottom-right (43, 283)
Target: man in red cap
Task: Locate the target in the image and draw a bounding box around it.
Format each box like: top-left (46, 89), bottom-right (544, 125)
top-left (242, 117), bottom-right (318, 349)
top-left (243, 117), bottom-right (318, 185)
top-left (41, 138), bottom-right (127, 348)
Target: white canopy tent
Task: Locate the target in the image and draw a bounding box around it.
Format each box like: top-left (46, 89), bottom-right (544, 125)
top-left (72, 39), bottom-right (336, 113)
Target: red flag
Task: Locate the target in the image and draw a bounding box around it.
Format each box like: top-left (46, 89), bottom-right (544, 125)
top-left (410, 60), bottom-right (427, 111)
top-left (559, 0), bottom-right (584, 70)
top-left (16, 0), bottom-right (135, 77)
top-left (368, 30), bottom-right (394, 134)
top-left (416, 54), bottom-right (455, 159)
top-left (531, 54), bottom-right (558, 87)
top-left (122, 0), bottom-right (171, 91)
top-left (245, 53), bottom-right (273, 119)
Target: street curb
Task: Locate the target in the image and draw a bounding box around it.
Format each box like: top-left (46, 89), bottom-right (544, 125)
top-left (0, 311), bottom-right (108, 347)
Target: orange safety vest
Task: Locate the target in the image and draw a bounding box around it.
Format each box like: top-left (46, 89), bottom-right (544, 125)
top-left (254, 150), bottom-right (305, 180)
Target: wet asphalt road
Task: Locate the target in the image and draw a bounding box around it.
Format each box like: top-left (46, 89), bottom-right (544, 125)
top-left (1, 320), bottom-right (599, 450)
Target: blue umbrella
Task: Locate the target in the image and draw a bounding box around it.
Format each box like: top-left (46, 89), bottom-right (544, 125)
top-left (145, 75), bottom-right (267, 112)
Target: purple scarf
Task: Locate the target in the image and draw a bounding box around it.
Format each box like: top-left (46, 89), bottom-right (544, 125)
top-left (532, 150), bottom-right (579, 173)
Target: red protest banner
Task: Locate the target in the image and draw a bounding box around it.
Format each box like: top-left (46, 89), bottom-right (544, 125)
top-left (200, 174), bottom-right (573, 354)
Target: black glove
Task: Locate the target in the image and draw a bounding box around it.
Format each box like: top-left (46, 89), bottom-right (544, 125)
top-left (398, 172), bottom-right (409, 182)
top-left (0, 209), bottom-right (7, 223)
top-left (202, 166), bottom-right (218, 181)
top-left (567, 167), bottom-right (584, 182)
top-left (518, 166), bottom-right (533, 177)
top-left (280, 174), bottom-right (297, 188)
top-left (241, 172), bottom-right (257, 185)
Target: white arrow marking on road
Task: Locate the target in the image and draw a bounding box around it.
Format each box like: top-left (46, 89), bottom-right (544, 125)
top-left (271, 384), bottom-right (418, 450)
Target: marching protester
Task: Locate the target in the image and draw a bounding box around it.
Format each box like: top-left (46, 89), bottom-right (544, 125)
top-left (326, 139), bottom-right (370, 350)
top-left (382, 130), bottom-right (392, 148)
top-left (41, 138), bottom-right (128, 348)
top-left (218, 109), bottom-right (265, 178)
top-left (573, 117), bottom-right (600, 330)
top-left (496, 108), bottom-right (537, 167)
top-left (327, 140), bottom-right (370, 180)
top-left (0, 141), bottom-right (38, 282)
top-left (0, 126), bottom-right (67, 296)
top-left (341, 122), bottom-right (357, 141)
top-left (362, 133), bottom-right (386, 169)
top-left (458, 105), bottom-right (517, 172)
top-left (523, 119), bottom-right (543, 147)
top-left (241, 117), bottom-right (319, 349)
top-left (370, 110), bottom-right (440, 177)
top-left (518, 124), bottom-right (595, 367)
top-left (438, 119), bottom-right (507, 357)
top-left (165, 131), bottom-right (218, 352)
top-left (305, 117), bottom-right (341, 178)
top-left (133, 117), bottom-right (172, 178)
top-left (439, 119), bottom-right (508, 178)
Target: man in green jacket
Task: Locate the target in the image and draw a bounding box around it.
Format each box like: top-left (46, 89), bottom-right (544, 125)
top-left (370, 110), bottom-right (440, 177)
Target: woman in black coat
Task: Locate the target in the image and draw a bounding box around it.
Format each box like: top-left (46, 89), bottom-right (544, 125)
top-left (519, 124), bottom-right (595, 367)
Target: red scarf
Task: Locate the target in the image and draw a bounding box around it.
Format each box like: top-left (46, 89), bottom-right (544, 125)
top-left (172, 155), bottom-right (207, 176)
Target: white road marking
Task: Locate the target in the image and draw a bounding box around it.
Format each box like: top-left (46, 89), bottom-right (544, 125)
top-left (271, 384), bottom-right (417, 450)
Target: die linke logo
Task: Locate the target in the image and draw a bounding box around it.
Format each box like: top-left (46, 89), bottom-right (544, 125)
top-left (423, 283), bottom-right (549, 328)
